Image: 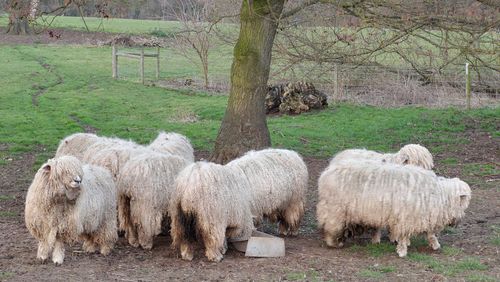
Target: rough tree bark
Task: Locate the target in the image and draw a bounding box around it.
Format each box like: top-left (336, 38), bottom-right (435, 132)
top-left (6, 0), bottom-right (33, 35)
top-left (210, 0), bottom-right (285, 164)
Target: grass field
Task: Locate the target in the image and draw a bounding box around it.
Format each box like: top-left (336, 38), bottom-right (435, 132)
top-left (1, 44), bottom-right (498, 164)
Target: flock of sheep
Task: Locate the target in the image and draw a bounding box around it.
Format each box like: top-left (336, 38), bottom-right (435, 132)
top-left (24, 132), bottom-right (471, 265)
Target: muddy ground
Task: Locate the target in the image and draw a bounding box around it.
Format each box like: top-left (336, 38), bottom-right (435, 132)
top-left (1, 126), bottom-right (499, 281)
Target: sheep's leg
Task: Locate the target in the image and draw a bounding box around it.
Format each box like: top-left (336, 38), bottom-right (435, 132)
top-left (36, 240), bottom-right (51, 262)
top-left (280, 201), bottom-right (304, 236)
top-left (203, 228), bottom-right (225, 262)
top-left (117, 194), bottom-right (130, 232)
top-left (51, 240), bottom-right (65, 265)
top-left (99, 216), bottom-right (117, 256)
top-left (180, 242), bottom-right (194, 261)
top-left (138, 226), bottom-right (154, 250)
top-left (323, 221), bottom-right (345, 248)
top-left (125, 224), bottom-right (139, 248)
top-left (427, 233), bottom-right (441, 250)
top-left (396, 237), bottom-right (410, 257)
top-left (371, 228), bottom-right (382, 244)
top-left (38, 229), bottom-right (57, 262)
top-left (82, 235), bottom-right (97, 253)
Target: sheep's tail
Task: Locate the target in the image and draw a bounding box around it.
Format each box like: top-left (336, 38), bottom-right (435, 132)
top-left (171, 202), bottom-right (198, 248)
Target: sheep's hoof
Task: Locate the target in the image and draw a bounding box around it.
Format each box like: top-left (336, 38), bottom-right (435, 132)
top-left (430, 242), bottom-right (441, 250)
top-left (180, 245), bottom-right (194, 261)
top-left (396, 249), bottom-right (407, 257)
top-left (36, 257), bottom-right (48, 264)
top-left (141, 244), bottom-right (153, 250)
top-left (207, 254), bottom-right (223, 262)
top-left (82, 242), bottom-right (97, 253)
top-left (181, 252), bottom-right (194, 261)
top-left (100, 246), bottom-right (112, 256)
top-left (52, 257), bottom-right (64, 265)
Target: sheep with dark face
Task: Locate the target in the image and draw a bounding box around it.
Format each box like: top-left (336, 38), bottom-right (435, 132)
top-left (317, 160), bottom-right (471, 257)
top-left (25, 156), bottom-right (117, 265)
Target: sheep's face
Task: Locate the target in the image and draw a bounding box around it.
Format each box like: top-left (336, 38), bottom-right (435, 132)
top-left (43, 156), bottom-right (84, 201)
top-left (446, 178), bottom-right (471, 226)
top-left (64, 174), bottom-right (82, 201)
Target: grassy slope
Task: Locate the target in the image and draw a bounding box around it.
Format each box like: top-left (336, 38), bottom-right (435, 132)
top-left (1, 44), bottom-right (498, 162)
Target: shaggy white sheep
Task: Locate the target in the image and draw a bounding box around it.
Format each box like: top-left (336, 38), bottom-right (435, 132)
top-left (84, 145), bottom-right (152, 181)
top-left (117, 151), bottom-right (191, 250)
top-left (148, 131), bottom-right (195, 162)
top-left (331, 144), bottom-right (434, 170)
top-left (25, 156), bottom-right (117, 265)
top-left (227, 148), bottom-right (308, 235)
top-left (55, 132), bottom-right (141, 161)
top-left (330, 144), bottom-right (434, 243)
top-left (317, 160), bottom-right (470, 257)
top-left (55, 133), bottom-right (101, 159)
top-left (170, 161), bottom-right (254, 262)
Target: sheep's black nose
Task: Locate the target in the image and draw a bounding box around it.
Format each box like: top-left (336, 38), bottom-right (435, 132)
top-left (75, 179), bottom-right (81, 184)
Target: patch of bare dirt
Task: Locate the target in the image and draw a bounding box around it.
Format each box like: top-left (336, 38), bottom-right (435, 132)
top-left (0, 27), bottom-right (115, 46)
top-left (0, 129), bottom-right (499, 281)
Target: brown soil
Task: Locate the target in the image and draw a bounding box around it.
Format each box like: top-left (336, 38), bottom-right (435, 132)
top-left (0, 27), bottom-right (116, 46)
top-left (1, 128), bottom-right (499, 282)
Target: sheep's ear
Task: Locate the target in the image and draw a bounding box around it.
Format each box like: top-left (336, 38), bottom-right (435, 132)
top-left (401, 154), bottom-right (410, 164)
top-left (42, 164), bottom-right (51, 173)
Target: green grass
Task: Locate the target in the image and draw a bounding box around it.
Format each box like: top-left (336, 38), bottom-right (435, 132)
top-left (0, 15), bottom-right (183, 35)
top-left (442, 246), bottom-right (462, 256)
top-left (0, 44), bottom-right (498, 161)
top-left (467, 273), bottom-right (497, 282)
top-left (358, 269), bottom-right (384, 280)
top-left (347, 242), bottom-right (395, 257)
top-left (463, 163), bottom-right (500, 177)
top-left (0, 211), bottom-right (17, 217)
top-left (286, 270), bottom-right (320, 281)
top-left (490, 225), bottom-right (500, 246)
top-left (408, 254), bottom-right (488, 277)
top-left (358, 265), bottom-right (395, 280)
top-left (0, 195), bottom-right (15, 201)
top-left (0, 272), bottom-right (14, 280)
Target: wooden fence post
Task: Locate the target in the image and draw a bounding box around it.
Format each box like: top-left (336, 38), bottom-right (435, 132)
top-left (465, 63), bottom-right (471, 110)
top-left (112, 44), bottom-right (118, 79)
top-left (156, 47), bottom-right (160, 80)
top-left (140, 48), bottom-right (145, 85)
top-left (332, 64), bottom-right (338, 103)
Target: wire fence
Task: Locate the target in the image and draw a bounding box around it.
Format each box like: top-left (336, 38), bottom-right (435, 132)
top-left (113, 46), bottom-right (499, 108)
top-left (270, 64), bottom-right (500, 108)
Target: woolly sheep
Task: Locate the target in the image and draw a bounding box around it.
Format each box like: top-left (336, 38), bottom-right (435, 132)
top-left (331, 144), bottom-right (434, 242)
top-left (25, 156), bottom-right (117, 265)
top-left (117, 151), bottom-right (191, 250)
top-left (170, 162), bottom-right (254, 262)
top-left (317, 160), bottom-right (470, 257)
top-left (55, 132), bottom-right (140, 161)
top-left (331, 144), bottom-right (434, 170)
top-left (148, 131), bottom-right (195, 162)
top-left (55, 133), bottom-right (101, 159)
top-left (84, 145), bottom-right (152, 181)
top-left (227, 148), bottom-right (308, 235)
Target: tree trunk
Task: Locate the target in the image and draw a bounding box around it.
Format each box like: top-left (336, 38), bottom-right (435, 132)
top-left (6, 0), bottom-right (32, 35)
top-left (210, 0), bottom-right (285, 164)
